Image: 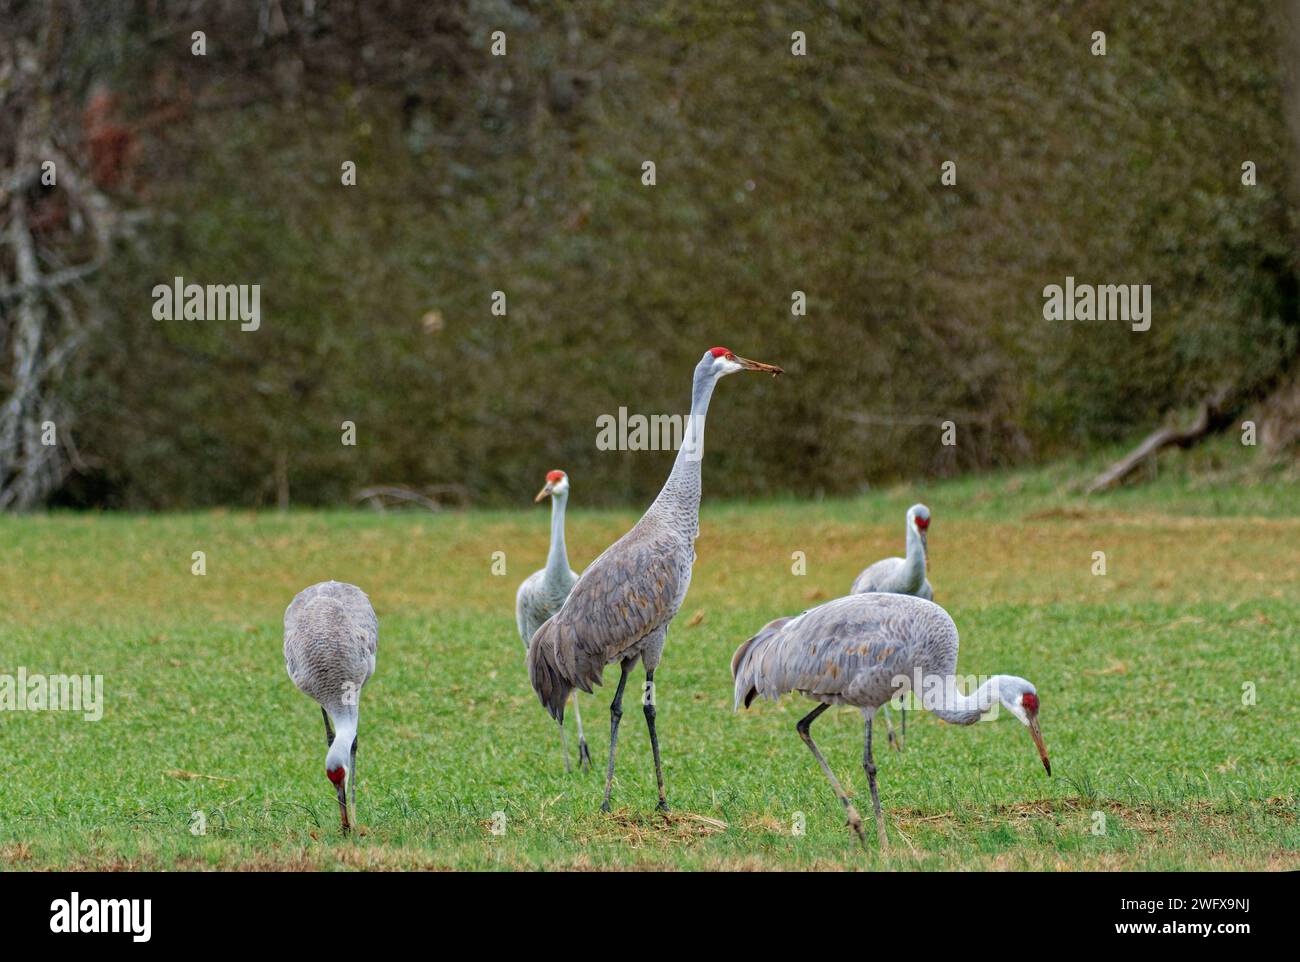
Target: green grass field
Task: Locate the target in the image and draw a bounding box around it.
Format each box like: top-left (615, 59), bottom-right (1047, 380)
top-left (2, 453), bottom-right (1298, 870)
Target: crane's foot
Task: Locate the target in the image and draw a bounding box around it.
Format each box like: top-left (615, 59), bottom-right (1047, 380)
top-left (577, 738), bottom-right (592, 771)
top-left (600, 800), bottom-right (612, 814)
top-left (655, 798), bottom-right (670, 814)
top-left (845, 806), bottom-right (867, 849)
top-left (875, 821), bottom-right (889, 850)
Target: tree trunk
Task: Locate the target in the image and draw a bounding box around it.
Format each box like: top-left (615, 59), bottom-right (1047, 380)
top-left (0, 3), bottom-right (134, 509)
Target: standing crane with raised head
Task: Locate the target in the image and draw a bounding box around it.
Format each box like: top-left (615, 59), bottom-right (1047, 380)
top-left (516, 469), bottom-right (590, 771)
top-left (529, 346), bottom-right (783, 812)
top-left (851, 503), bottom-right (932, 599)
top-left (732, 592), bottom-right (1049, 848)
top-left (850, 502), bottom-right (933, 749)
top-left (284, 580), bottom-right (378, 834)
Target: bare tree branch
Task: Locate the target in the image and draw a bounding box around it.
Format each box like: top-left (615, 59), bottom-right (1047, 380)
top-left (0, 6), bottom-right (136, 509)
top-left (1084, 391), bottom-right (1234, 495)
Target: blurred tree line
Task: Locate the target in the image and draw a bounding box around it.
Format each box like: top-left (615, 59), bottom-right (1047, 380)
top-left (3, 0), bottom-right (1297, 509)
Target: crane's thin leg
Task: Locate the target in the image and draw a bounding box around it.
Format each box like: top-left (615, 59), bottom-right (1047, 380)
top-left (573, 694), bottom-right (591, 770)
top-left (600, 663), bottom-right (631, 813)
top-left (880, 705), bottom-right (900, 751)
top-left (863, 716), bottom-right (887, 849)
top-left (322, 706), bottom-right (335, 747)
top-left (900, 702), bottom-right (906, 748)
top-left (557, 718), bottom-right (572, 773)
top-left (643, 668), bottom-right (667, 812)
top-left (796, 703), bottom-right (866, 847)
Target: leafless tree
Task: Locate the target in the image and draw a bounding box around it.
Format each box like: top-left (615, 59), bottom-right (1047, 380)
top-left (0, 1), bottom-right (137, 509)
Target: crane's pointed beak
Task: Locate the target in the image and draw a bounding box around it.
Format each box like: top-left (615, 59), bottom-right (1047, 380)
top-left (534, 482), bottom-right (554, 503)
top-left (1028, 714), bottom-right (1051, 776)
top-left (335, 770), bottom-right (352, 833)
top-left (734, 355), bottom-right (783, 377)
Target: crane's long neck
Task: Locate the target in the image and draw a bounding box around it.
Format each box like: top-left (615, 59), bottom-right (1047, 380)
top-left (325, 705), bottom-right (358, 771)
top-left (901, 523), bottom-right (926, 585)
top-left (542, 492), bottom-right (570, 588)
top-left (929, 677), bottom-right (1001, 726)
top-left (652, 369), bottom-right (717, 521)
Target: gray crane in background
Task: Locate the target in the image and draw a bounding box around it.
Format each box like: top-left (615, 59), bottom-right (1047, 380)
top-left (284, 580), bottom-right (379, 833)
top-left (851, 503), bottom-right (932, 599)
top-left (850, 502), bottom-right (933, 749)
top-left (516, 469), bottom-right (590, 771)
top-left (732, 592), bottom-right (1049, 848)
top-left (529, 346), bottom-right (783, 812)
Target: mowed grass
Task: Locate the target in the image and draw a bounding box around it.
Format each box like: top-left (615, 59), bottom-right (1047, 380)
top-left (1, 460), bottom-right (1298, 870)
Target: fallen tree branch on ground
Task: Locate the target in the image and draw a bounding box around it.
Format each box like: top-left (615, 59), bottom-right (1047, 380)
top-left (353, 484), bottom-right (472, 512)
top-left (1085, 390), bottom-right (1235, 494)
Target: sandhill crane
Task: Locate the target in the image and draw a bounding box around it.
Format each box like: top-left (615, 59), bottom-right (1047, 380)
top-left (852, 503), bottom-right (932, 598)
top-left (516, 469), bottom-right (590, 771)
top-left (850, 503), bottom-right (933, 748)
top-left (529, 346), bottom-right (783, 812)
top-left (732, 592), bottom-right (1049, 848)
top-left (284, 580), bottom-right (378, 833)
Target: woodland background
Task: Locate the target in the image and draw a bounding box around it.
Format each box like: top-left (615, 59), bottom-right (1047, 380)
top-left (2, 0), bottom-right (1298, 509)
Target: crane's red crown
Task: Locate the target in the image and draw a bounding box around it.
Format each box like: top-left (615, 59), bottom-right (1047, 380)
top-left (709, 346), bottom-right (733, 358)
top-left (546, 470), bottom-right (566, 483)
top-left (326, 765), bottom-right (346, 784)
top-left (915, 516), bottom-right (930, 530)
top-left (1021, 692), bottom-right (1039, 713)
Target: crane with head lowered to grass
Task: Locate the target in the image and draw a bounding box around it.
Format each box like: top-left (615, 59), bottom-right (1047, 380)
top-left (284, 580), bottom-right (379, 834)
top-left (732, 592), bottom-right (1049, 848)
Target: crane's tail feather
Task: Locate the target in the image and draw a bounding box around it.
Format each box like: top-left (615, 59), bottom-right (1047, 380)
top-left (731, 616), bottom-right (793, 711)
top-left (730, 637), bottom-right (759, 711)
top-left (527, 619), bottom-right (573, 723)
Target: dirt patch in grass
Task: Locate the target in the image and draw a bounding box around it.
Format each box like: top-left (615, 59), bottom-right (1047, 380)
top-left (1024, 507), bottom-right (1093, 521)
top-left (886, 796), bottom-right (1297, 844)
top-left (586, 809), bottom-right (729, 848)
top-left (0, 843), bottom-right (33, 865)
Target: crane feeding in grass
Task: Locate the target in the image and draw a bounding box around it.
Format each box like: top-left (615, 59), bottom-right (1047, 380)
top-left (732, 592), bottom-right (1049, 848)
top-left (516, 469), bottom-right (590, 772)
top-left (850, 503), bottom-right (933, 749)
top-left (284, 580), bottom-right (379, 834)
top-left (529, 346), bottom-right (783, 812)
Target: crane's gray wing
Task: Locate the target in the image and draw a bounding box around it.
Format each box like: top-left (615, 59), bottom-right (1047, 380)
top-left (283, 581), bottom-right (379, 707)
top-left (515, 571), bottom-right (543, 648)
top-left (529, 524), bottom-right (688, 717)
top-left (733, 593), bottom-right (955, 710)
top-left (285, 581), bottom-right (377, 655)
top-left (850, 556), bottom-right (904, 595)
top-left (517, 568), bottom-right (581, 650)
